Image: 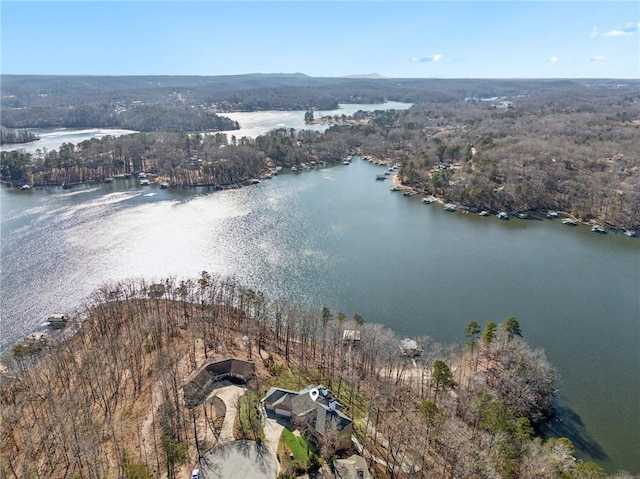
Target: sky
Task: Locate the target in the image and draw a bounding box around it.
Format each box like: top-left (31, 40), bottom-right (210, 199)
top-left (1, 1), bottom-right (639, 78)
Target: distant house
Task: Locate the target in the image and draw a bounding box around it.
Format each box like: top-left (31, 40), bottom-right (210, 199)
top-left (47, 313), bottom-right (68, 329)
top-left (26, 331), bottom-right (47, 343)
top-left (182, 357), bottom-right (256, 407)
top-left (400, 338), bottom-right (422, 357)
top-left (262, 384), bottom-right (354, 451)
top-left (342, 330), bottom-right (361, 343)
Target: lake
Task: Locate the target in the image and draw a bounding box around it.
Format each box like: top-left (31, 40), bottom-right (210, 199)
top-left (218, 101), bottom-right (413, 139)
top-left (1, 158), bottom-right (638, 474)
top-left (0, 127), bottom-right (138, 154)
top-left (0, 101), bottom-right (412, 154)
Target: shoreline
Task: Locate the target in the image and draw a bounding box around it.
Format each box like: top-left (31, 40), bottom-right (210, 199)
top-left (388, 166), bottom-right (634, 234)
top-left (5, 154), bottom-right (635, 234)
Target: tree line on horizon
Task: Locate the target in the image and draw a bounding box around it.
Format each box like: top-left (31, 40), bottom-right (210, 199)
top-left (3, 74), bottom-right (635, 127)
top-left (0, 128), bottom-right (39, 145)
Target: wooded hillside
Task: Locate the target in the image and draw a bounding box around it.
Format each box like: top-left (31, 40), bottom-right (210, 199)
top-left (1, 274), bottom-right (634, 479)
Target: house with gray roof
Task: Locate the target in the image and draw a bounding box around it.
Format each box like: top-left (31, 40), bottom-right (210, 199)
top-left (262, 387), bottom-right (298, 417)
top-left (262, 384), bottom-right (353, 450)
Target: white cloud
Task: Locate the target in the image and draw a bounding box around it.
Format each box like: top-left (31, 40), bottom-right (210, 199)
top-left (590, 55), bottom-right (606, 61)
top-left (602, 29), bottom-right (632, 37)
top-left (592, 22), bottom-right (640, 38)
top-left (549, 56), bottom-right (559, 63)
top-left (411, 54), bottom-right (443, 63)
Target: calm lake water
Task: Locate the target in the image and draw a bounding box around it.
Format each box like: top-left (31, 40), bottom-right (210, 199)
top-left (0, 128), bottom-right (138, 154)
top-left (0, 101), bottom-right (412, 154)
top-left (218, 101), bottom-right (412, 138)
top-left (1, 158), bottom-right (638, 473)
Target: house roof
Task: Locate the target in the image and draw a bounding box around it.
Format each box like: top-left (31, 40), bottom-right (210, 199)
top-left (204, 357), bottom-right (256, 378)
top-left (272, 392), bottom-right (293, 409)
top-left (342, 329), bottom-right (361, 341)
top-left (182, 357), bottom-right (257, 408)
top-left (315, 406), bottom-right (327, 435)
top-left (262, 384), bottom-right (353, 435)
top-left (400, 338), bottom-right (418, 351)
top-left (263, 386), bottom-right (298, 405)
top-left (291, 390), bottom-right (321, 415)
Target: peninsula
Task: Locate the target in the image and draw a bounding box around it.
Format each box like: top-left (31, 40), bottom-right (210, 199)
top-left (2, 274), bottom-right (630, 478)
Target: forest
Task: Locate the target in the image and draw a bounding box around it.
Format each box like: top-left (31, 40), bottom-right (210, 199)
top-left (0, 128), bottom-right (39, 145)
top-left (1, 273), bottom-right (634, 479)
top-left (0, 104), bottom-right (239, 132)
top-left (3, 74), bottom-right (635, 127)
top-left (2, 78), bottom-right (639, 229)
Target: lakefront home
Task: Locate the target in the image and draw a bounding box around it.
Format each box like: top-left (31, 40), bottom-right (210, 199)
top-left (262, 384), bottom-right (354, 450)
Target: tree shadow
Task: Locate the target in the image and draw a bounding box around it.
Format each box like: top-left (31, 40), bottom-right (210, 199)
top-left (537, 404), bottom-right (608, 461)
top-left (265, 409), bottom-right (291, 427)
top-left (202, 440), bottom-right (276, 478)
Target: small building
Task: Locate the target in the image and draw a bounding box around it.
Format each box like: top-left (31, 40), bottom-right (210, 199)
top-left (342, 329), bottom-right (361, 342)
top-left (182, 357), bottom-right (256, 407)
top-left (26, 331), bottom-right (47, 343)
top-left (47, 314), bottom-right (68, 329)
top-left (400, 338), bottom-right (422, 357)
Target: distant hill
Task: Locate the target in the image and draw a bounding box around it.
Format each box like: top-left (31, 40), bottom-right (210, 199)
top-left (341, 73), bottom-right (387, 79)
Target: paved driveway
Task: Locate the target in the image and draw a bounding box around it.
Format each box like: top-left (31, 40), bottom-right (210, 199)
top-left (209, 383), bottom-right (246, 442)
top-left (200, 440), bottom-right (277, 479)
top-left (263, 415), bottom-right (286, 475)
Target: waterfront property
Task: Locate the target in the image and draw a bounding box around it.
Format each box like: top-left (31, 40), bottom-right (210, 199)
top-left (400, 338), bottom-right (422, 357)
top-left (342, 329), bottom-right (362, 343)
top-left (47, 313), bottom-right (68, 329)
top-left (2, 155), bottom-right (638, 473)
top-left (262, 385), bottom-right (354, 451)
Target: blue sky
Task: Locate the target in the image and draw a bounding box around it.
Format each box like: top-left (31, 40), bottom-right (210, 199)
top-left (1, 1), bottom-right (639, 78)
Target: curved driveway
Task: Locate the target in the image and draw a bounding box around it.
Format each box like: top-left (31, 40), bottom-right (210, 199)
top-left (197, 384), bottom-right (282, 479)
top-left (210, 384), bottom-right (245, 442)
